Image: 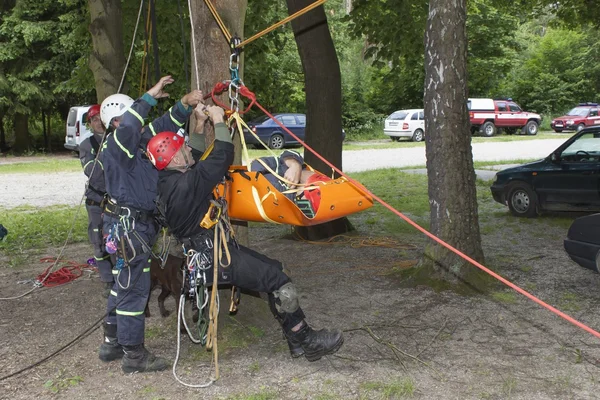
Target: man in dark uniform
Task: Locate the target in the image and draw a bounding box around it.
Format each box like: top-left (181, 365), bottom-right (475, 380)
top-left (79, 104), bottom-right (113, 297)
top-left (146, 105), bottom-right (344, 362)
top-left (98, 75), bottom-right (205, 373)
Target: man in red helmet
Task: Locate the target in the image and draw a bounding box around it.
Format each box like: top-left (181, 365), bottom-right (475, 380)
top-left (79, 104), bottom-right (114, 297)
top-left (147, 105), bottom-right (344, 363)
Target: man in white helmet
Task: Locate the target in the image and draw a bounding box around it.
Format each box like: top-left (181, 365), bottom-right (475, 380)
top-left (98, 75), bottom-right (204, 374)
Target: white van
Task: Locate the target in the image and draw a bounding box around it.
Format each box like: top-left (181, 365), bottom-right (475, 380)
top-left (383, 109), bottom-right (425, 142)
top-left (64, 105), bottom-right (93, 152)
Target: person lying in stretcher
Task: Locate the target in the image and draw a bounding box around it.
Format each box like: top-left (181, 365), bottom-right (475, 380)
top-left (250, 150), bottom-right (331, 217)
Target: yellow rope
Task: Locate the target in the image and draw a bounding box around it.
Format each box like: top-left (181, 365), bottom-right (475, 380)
top-left (138, 4), bottom-right (153, 96)
top-left (237, 0), bottom-right (327, 48)
top-left (202, 0), bottom-right (232, 42)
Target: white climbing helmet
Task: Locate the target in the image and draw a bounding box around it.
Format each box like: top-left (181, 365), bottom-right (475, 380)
top-left (100, 93), bottom-right (134, 127)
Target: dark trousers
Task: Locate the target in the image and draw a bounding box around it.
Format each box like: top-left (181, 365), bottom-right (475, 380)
top-left (86, 204), bottom-right (113, 283)
top-left (201, 242), bottom-right (305, 332)
top-left (104, 216), bottom-right (158, 346)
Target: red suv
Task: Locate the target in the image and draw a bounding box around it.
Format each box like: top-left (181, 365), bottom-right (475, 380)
top-left (551, 103), bottom-right (600, 133)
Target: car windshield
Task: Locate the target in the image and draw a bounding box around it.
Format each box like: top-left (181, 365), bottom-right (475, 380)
top-left (251, 115), bottom-right (271, 125)
top-left (566, 107), bottom-right (590, 117)
top-left (388, 111), bottom-right (409, 120)
top-left (561, 132), bottom-right (600, 160)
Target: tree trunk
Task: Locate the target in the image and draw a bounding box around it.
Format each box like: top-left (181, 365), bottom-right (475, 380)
top-left (0, 113), bottom-right (6, 152)
top-left (13, 112), bottom-right (30, 153)
top-left (88, 0), bottom-right (127, 101)
top-left (422, 0), bottom-right (486, 287)
top-left (189, 0), bottom-right (248, 246)
top-left (286, 0), bottom-right (352, 240)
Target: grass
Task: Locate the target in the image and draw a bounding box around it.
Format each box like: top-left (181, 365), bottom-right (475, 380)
top-left (0, 205), bottom-right (88, 261)
top-left (360, 378), bottom-right (416, 398)
top-left (0, 158), bottom-right (81, 174)
top-left (225, 390), bottom-right (278, 400)
top-left (491, 291), bottom-right (519, 304)
top-left (43, 370), bottom-right (83, 394)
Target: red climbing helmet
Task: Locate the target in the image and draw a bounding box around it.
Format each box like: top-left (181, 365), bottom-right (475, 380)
top-left (87, 104), bottom-right (101, 122)
top-left (147, 131), bottom-right (185, 170)
top-left (303, 173), bottom-right (332, 212)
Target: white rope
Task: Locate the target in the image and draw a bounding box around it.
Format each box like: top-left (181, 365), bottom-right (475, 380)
top-left (173, 292), bottom-right (216, 388)
top-left (188, 0), bottom-right (200, 90)
top-left (118, 0), bottom-right (145, 93)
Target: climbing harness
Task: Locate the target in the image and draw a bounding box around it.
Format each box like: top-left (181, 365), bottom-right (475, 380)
top-left (172, 188), bottom-right (237, 387)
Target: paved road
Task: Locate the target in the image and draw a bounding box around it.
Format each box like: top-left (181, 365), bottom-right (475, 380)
top-left (342, 138), bottom-right (567, 172)
top-left (1, 138), bottom-right (569, 208)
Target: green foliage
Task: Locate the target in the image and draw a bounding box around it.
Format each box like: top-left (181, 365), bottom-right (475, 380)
top-left (467, 0), bottom-right (520, 96)
top-left (500, 23), bottom-right (600, 115)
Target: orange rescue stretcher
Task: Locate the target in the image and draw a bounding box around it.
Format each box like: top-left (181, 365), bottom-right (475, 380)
top-left (216, 166), bottom-right (374, 226)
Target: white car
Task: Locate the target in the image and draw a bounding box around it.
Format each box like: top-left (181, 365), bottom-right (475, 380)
top-left (384, 109), bottom-right (425, 142)
top-left (64, 105), bottom-right (93, 152)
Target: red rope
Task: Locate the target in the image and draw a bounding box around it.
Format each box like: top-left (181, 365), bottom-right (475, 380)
top-left (249, 98), bottom-right (600, 341)
top-left (37, 258), bottom-right (97, 288)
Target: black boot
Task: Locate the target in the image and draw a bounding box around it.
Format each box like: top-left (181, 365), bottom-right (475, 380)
top-left (287, 323), bottom-right (344, 362)
top-left (286, 335), bottom-right (305, 358)
top-left (121, 344), bottom-right (169, 373)
top-left (99, 323), bottom-right (123, 362)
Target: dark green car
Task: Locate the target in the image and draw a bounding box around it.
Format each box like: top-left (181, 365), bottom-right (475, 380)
top-left (490, 127), bottom-right (600, 217)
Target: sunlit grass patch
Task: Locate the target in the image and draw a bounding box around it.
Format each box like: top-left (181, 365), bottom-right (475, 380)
top-left (0, 158), bottom-right (81, 174)
top-left (0, 205), bottom-right (87, 260)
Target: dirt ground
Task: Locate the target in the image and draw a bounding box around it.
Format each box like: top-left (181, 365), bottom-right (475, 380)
top-left (2, 218), bottom-right (600, 400)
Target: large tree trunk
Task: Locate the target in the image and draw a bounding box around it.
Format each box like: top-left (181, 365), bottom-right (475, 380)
top-left (88, 0), bottom-right (127, 101)
top-left (12, 112), bottom-right (30, 153)
top-left (0, 113), bottom-right (6, 152)
top-left (286, 0), bottom-right (352, 240)
top-left (190, 0), bottom-right (248, 245)
top-left (422, 0), bottom-right (486, 287)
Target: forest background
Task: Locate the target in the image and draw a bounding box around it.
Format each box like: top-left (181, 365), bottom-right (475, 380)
top-left (0, 0), bottom-right (599, 153)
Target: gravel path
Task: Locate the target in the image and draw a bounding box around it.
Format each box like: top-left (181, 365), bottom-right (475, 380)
top-left (0, 138), bottom-right (568, 209)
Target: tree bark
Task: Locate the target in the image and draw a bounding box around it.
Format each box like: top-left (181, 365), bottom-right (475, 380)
top-left (12, 112), bottom-right (30, 153)
top-left (190, 0), bottom-right (248, 246)
top-left (88, 0), bottom-right (127, 101)
top-left (286, 0), bottom-right (352, 240)
top-left (422, 0), bottom-right (485, 286)
top-left (0, 113), bottom-right (6, 152)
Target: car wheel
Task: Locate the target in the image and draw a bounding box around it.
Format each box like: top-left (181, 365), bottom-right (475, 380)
top-left (481, 121), bottom-right (496, 137)
top-left (577, 123), bottom-right (585, 132)
top-left (268, 134), bottom-right (284, 149)
top-left (506, 182), bottom-right (538, 218)
top-left (522, 121), bottom-right (538, 135)
top-left (411, 129), bottom-right (424, 142)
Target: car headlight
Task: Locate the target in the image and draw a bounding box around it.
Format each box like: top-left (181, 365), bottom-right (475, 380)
top-left (567, 119), bottom-right (574, 125)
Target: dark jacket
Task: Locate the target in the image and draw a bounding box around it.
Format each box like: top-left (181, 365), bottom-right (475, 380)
top-left (157, 123), bottom-right (234, 239)
top-left (79, 133), bottom-right (106, 203)
top-left (101, 94), bottom-right (192, 212)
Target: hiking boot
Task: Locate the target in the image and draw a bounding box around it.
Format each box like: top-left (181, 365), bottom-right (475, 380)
top-left (287, 337), bottom-right (305, 358)
top-left (102, 281), bottom-right (113, 299)
top-left (99, 323), bottom-right (123, 362)
top-left (121, 344), bottom-right (169, 373)
top-left (287, 323), bottom-right (344, 362)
